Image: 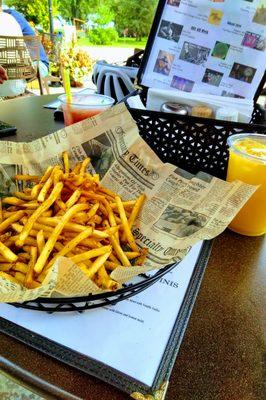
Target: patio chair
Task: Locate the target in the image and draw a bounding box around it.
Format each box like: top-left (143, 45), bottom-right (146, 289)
top-left (93, 61), bottom-right (138, 103)
top-left (0, 35), bottom-right (44, 95)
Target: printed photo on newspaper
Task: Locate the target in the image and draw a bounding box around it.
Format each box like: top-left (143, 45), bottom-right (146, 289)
top-left (0, 103), bottom-right (257, 302)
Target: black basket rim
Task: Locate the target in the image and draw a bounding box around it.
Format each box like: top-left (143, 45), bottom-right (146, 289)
top-left (13, 261), bottom-right (177, 305)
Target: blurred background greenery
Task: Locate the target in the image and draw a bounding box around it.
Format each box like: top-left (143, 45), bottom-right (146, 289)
top-left (5, 0), bottom-right (158, 46)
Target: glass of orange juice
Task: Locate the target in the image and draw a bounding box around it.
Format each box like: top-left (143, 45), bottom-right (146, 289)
top-left (58, 93), bottom-right (115, 126)
top-left (226, 133), bottom-right (266, 236)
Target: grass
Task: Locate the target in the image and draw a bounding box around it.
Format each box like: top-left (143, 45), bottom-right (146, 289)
top-left (77, 36), bottom-right (147, 49)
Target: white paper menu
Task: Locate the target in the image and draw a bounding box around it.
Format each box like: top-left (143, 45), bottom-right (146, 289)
top-left (142, 0), bottom-right (266, 99)
top-left (0, 242), bottom-right (203, 387)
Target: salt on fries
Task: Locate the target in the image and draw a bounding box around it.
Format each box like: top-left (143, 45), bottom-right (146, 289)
top-left (0, 152), bottom-right (147, 291)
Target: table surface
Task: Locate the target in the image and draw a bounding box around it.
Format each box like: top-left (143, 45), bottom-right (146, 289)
top-left (0, 95), bottom-right (265, 400)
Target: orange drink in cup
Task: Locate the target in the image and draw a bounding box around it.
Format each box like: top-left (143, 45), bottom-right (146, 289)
top-left (58, 93), bottom-right (115, 126)
top-left (226, 133), bottom-right (266, 236)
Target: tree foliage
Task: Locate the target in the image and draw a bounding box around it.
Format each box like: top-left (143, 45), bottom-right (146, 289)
top-left (5, 0), bottom-right (158, 39)
top-left (5, 0), bottom-right (57, 30)
top-left (57, 0), bottom-right (98, 21)
top-left (90, 3), bottom-right (114, 26)
top-left (112, 0), bottom-right (158, 40)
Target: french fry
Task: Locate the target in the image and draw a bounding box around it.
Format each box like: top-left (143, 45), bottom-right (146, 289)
top-left (14, 271), bottom-right (25, 284)
top-left (22, 245), bottom-right (31, 253)
top-left (37, 176), bottom-right (53, 202)
top-left (0, 271), bottom-right (22, 285)
top-left (87, 203), bottom-right (99, 221)
top-left (110, 200), bottom-right (136, 210)
top-left (135, 248), bottom-right (149, 265)
top-left (0, 232), bottom-right (12, 243)
top-left (65, 189), bottom-right (81, 209)
top-left (39, 166), bottom-right (53, 184)
top-left (32, 222), bottom-right (54, 233)
top-left (42, 210), bottom-right (53, 217)
top-left (31, 183), bottom-right (42, 199)
top-left (92, 215), bottom-right (102, 225)
top-left (24, 237), bottom-right (38, 246)
top-left (72, 162), bottom-right (81, 174)
top-left (16, 182), bottom-right (63, 247)
top-left (62, 151), bottom-right (69, 175)
top-left (37, 241), bottom-right (80, 283)
top-left (109, 252), bottom-right (120, 265)
top-left (98, 186), bottom-right (117, 199)
top-left (3, 211), bottom-right (18, 218)
top-left (0, 263), bottom-right (14, 272)
top-left (115, 196), bottom-right (138, 252)
top-left (0, 241), bottom-right (18, 262)
top-left (25, 246), bottom-right (37, 288)
top-left (13, 191), bottom-right (32, 201)
top-left (53, 167), bottom-right (63, 186)
top-left (55, 198), bottom-right (67, 211)
top-left (12, 262), bottom-right (28, 274)
top-left (75, 158), bottom-right (91, 186)
top-left (104, 260), bottom-right (121, 271)
top-left (12, 223), bottom-right (60, 241)
top-left (37, 217), bottom-right (87, 233)
top-left (81, 190), bottom-right (106, 202)
top-left (36, 230), bottom-right (45, 255)
top-left (124, 251), bottom-right (141, 260)
top-left (18, 253), bottom-right (30, 262)
top-left (69, 245), bottom-right (112, 264)
top-left (14, 174), bottom-right (39, 182)
top-left (79, 158), bottom-right (90, 176)
top-left (76, 238), bottom-right (101, 249)
top-left (103, 199), bottom-right (119, 241)
top-left (128, 194), bottom-right (145, 229)
top-left (64, 181), bottom-right (77, 192)
top-left (34, 203), bottom-right (89, 274)
top-left (96, 265), bottom-right (119, 290)
top-left (81, 251), bottom-right (111, 279)
top-left (2, 197), bottom-right (24, 206)
top-left (20, 202), bottom-right (40, 209)
top-left (46, 226), bottom-right (93, 268)
top-left (28, 280), bottom-right (41, 289)
top-left (110, 235), bottom-right (131, 267)
top-left (0, 199), bottom-right (3, 223)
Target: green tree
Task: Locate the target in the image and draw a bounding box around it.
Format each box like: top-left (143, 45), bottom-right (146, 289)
top-left (112, 0), bottom-right (158, 40)
top-left (90, 3), bottom-right (114, 26)
top-left (5, 0), bottom-right (58, 30)
top-left (57, 0), bottom-right (98, 21)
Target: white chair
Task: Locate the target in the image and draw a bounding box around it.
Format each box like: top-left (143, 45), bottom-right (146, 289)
top-left (93, 61), bottom-right (138, 103)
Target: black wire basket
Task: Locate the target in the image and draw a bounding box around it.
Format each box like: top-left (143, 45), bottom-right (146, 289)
top-left (11, 92), bottom-right (265, 313)
top-left (124, 90), bottom-right (266, 180)
top-left (10, 262), bottom-right (176, 313)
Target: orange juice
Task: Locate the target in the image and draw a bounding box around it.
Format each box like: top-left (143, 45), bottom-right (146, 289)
top-left (226, 134), bottom-right (266, 236)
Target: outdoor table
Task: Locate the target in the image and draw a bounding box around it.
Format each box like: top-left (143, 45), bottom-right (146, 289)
top-left (0, 95), bottom-right (265, 400)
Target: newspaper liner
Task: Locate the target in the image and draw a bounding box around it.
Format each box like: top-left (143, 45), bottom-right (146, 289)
top-left (0, 103), bottom-right (257, 302)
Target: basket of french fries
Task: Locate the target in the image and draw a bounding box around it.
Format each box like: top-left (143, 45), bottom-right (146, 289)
top-left (0, 152), bottom-right (178, 311)
top-left (0, 104), bottom-right (257, 311)
top-left (0, 153), bottom-right (148, 287)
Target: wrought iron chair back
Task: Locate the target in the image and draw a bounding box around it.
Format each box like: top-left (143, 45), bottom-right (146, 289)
top-left (0, 35), bottom-right (40, 81)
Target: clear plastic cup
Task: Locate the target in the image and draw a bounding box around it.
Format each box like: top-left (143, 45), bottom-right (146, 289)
top-left (226, 133), bottom-right (266, 236)
top-left (58, 93), bottom-right (115, 126)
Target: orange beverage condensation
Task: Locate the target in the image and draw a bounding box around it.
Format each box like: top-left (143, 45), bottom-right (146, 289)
top-left (226, 134), bottom-right (266, 236)
top-left (58, 93), bottom-right (115, 126)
